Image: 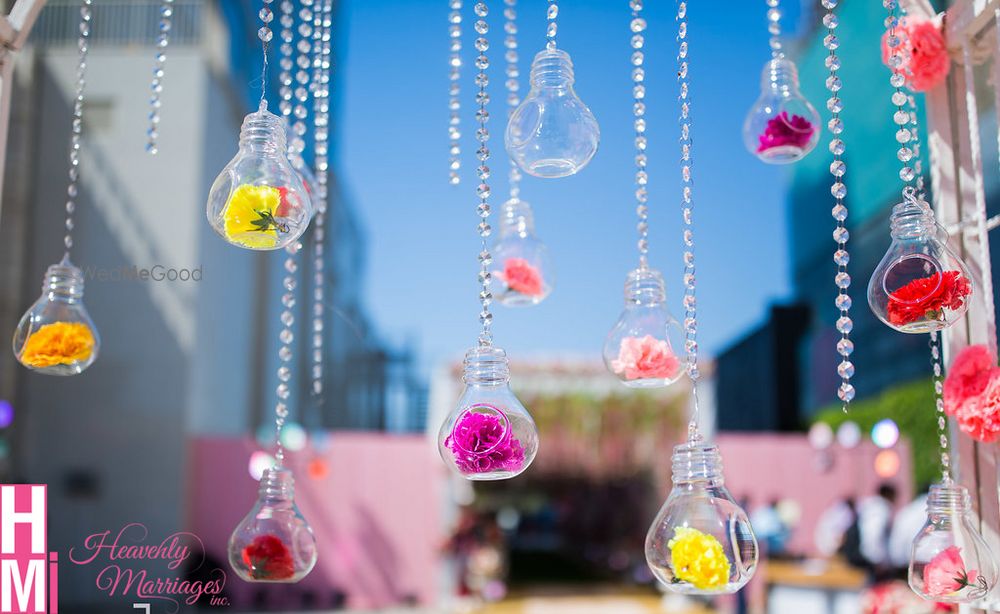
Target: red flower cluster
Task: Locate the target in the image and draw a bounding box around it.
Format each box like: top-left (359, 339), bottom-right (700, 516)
top-left (887, 271), bottom-right (971, 326)
top-left (881, 17), bottom-right (950, 92)
top-left (757, 112), bottom-right (815, 153)
top-left (242, 534), bottom-right (296, 580)
top-left (943, 345), bottom-right (1000, 444)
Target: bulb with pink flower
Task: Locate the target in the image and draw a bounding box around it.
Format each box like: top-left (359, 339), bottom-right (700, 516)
top-left (492, 199), bottom-right (554, 307)
top-left (908, 482), bottom-right (998, 603)
top-left (743, 57), bottom-right (821, 164)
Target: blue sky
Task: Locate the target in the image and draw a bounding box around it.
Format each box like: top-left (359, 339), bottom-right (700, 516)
top-left (337, 0), bottom-right (810, 370)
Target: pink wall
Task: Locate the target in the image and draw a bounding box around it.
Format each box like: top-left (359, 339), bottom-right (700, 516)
top-left (187, 434), bottom-right (447, 610)
top-left (714, 433), bottom-right (913, 556)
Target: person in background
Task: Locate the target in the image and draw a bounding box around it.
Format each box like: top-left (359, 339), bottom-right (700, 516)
top-left (857, 483), bottom-right (898, 579)
top-left (815, 496), bottom-right (856, 558)
top-left (889, 488), bottom-right (930, 573)
top-left (751, 498), bottom-right (790, 557)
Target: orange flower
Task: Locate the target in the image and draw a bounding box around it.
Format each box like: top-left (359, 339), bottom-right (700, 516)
top-left (19, 322), bottom-right (95, 368)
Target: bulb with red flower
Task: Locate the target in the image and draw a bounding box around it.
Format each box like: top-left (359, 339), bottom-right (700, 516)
top-left (887, 270), bottom-right (972, 329)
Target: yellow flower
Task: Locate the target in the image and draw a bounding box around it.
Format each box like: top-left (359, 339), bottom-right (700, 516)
top-left (19, 322), bottom-right (95, 368)
top-left (668, 526), bottom-right (731, 590)
top-left (222, 184), bottom-right (284, 249)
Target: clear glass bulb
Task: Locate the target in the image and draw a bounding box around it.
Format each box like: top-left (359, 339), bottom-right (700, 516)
top-left (437, 346), bottom-right (539, 481)
top-left (12, 255), bottom-right (99, 376)
top-left (909, 482), bottom-right (999, 603)
top-left (603, 267), bottom-right (685, 388)
top-left (646, 439), bottom-right (758, 594)
top-left (742, 58), bottom-right (821, 164)
top-left (868, 196), bottom-right (975, 333)
top-left (206, 101), bottom-right (313, 250)
top-left (505, 48), bottom-right (600, 178)
top-left (491, 198), bottom-right (553, 306)
top-left (228, 467), bottom-right (317, 583)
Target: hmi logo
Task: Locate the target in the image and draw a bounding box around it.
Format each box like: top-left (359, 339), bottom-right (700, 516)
top-left (0, 486), bottom-right (56, 613)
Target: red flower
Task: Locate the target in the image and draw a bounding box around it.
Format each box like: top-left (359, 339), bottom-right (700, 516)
top-left (757, 112), bottom-right (815, 153)
top-left (887, 271), bottom-right (971, 326)
top-left (276, 187), bottom-right (292, 217)
top-left (923, 546), bottom-right (982, 597)
top-left (242, 534), bottom-right (296, 580)
top-left (881, 18), bottom-right (950, 92)
top-left (498, 258), bottom-right (544, 296)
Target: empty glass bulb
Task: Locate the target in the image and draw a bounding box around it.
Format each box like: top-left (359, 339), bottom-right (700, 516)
top-left (12, 255), bottom-right (99, 376)
top-left (646, 439), bottom-right (758, 594)
top-left (743, 58), bottom-right (821, 164)
top-left (909, 482), bottom-right (998, 603)
top-left (505, 48), bottom-right (599, 178)
top-left (603, 267), bottom-right (685, 388)
top-left (228, 467), bottom-right (317, 583)
top-left (868, 195), bottom-right (974, 333)
top-left (206, 101), bottom-right (313, 250)
top-left (438, 346), bottom-right (539, 481)
top-left (491, 198), bottom-right (553, 306)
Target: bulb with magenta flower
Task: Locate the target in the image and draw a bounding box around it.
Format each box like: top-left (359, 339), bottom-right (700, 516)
top-left (206, 101), bottom-right (313, 250)
top-left (743, 57), bottom-right (820, 164)
top-left (868, 193), bottom-right (975, 333)
top-left (909, 482), bottom-right (998, 603)
top-left (438, 346), bottom-right (539, 480)
top-left (492, 198), bottom-right (554, 306)
top-left (228, 467), bottom-right (317, 583)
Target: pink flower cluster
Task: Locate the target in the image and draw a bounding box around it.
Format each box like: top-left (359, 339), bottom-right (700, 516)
top-left (880, 17), bottom-right (950, 92)
top-left (943, 345), bottom-right (1000, 443)
top-left (498, 258), bottom-right (544, 297)
top-left (923, 546), bottom-right (980, 597)
top-left (611, 335), bottom-right (681, 381)
top-left (757, 112), bottom-right (815, 153)
top-left (446, 409), bottom-right (525, 475)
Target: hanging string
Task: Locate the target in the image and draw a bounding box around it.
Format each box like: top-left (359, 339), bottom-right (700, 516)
top-left (473, 1), bottom-right (494, 347)
top-left (504, 0), bottom-right (522, 201)
top-left (674, 1), bottom-right (701, 440)
top-left (631, 0), bottom-right (648, 270)
top-left (63, 0), bottom-right (93, 259)
top-left (146, 0), bottom-right (173, 154)
top-left (258, 0), bottom-right (274, 107)
top-left (448, 0), bottom-right (463, 185)
top-left (766, 0), bottom-right (783, 59)
top-left (546, 0), bottom-right (557, 50)
top-left (883, 1), bottom-right (918, 199)
top-left (929, 332), bottom-right (952, 483)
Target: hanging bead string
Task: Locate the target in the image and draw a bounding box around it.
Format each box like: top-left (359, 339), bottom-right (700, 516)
top-left (883, 1), bottom-right (918, 201)
top-left (823, 0), bottom-right (854, 412)
top-left (145, 0), bottom-right (173, 154)
top-left (258, 0), bottom-right (274, 106)
top-left (311, 0), bottom-right (333, 403)
top-left (63, 0), bottom-right (93, 258)
top-left (274, 241), bottom-right (301, 468)
top-left (675, 1), bottom-right (701, 440)
top-left (276, 1), bottom-right (297, 126)
top-left (473, 1), bottom-right (494, 347)
top-left (546, 0), bottom-right (557, 50)
top-left (929, 331), bottom-right (952, 483)
top-left (631, 1), bottom-right (649, 269)
top-left (504, 0), bottom-right (522, 200)
top-left (766, 0), bottom-right (783, 59)
top-left (449, 0), bottom-right (463, 186)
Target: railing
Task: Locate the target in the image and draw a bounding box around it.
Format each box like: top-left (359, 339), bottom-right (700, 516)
top-left (29, 0), bottom-right (202, 47)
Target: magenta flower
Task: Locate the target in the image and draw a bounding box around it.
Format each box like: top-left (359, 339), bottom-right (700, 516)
top-left (757, 111), bottom-right (815, 153)
top-left (446, 409), bottom-right (525, 475)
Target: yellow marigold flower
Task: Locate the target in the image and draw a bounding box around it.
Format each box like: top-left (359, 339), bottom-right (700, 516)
top-left (222, 184), bottom-right (284, 249)
top-left (668, 526), bottom-right (731, 590)
top-left (19, 322), bottom-right (95, 368)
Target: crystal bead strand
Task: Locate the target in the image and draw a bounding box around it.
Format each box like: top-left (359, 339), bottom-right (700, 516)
top-left (883, 1), bottom-right (917, 196)
top-left (823, 0), bottom-right (854, 410)
top-left (631, 1), bottom-right (649, 269)
top-left (448, 0), bottom-right (463, 185)
top-left (473, 1), bottom-right (494, 347)
top-left (276, 1), bottom-right (297, 129)
top-left (145, 0), bottom-right (173, 154)
top-left (546, 0), bottom-right (557, 50)
top-left (258, 1), bottom-right (274, 108)
top-left (675, 1), bottom-right (701, 437)
top-left (310, 0), bottom-right (332, 401)
top-left (274, 240), bottom-right (300, 467)
top-left (504, 0), bottom-right (521, 200)
top-left (767, 0), bottom-right (783, 59)
top-left (63, 0), bottom-right (93, 256)
top-left (929, 331), bottom-right (952, 482)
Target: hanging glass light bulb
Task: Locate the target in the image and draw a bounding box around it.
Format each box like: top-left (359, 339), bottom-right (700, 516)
top-left (743, 0), bottom-right (820, 164)
top-left (438, 346), bottom-right (539, 480)
top-left (505, 1), bottom-right (599, 178)
top-left (13, 256), bottom-right (99, 376)
top-left (908, 482), bottom-right (998, 603)
top-left (206, 101), bottom-right (313, 250)
top-left (646, 438), bottom-right (758, 594)
top-left (603, 268), bottom-right (684, 388)
top-left (492, 199), bottom-right (553, 306)
top-left (867, 192), bottom-right (974, 333)
top-left (228, 467), bottom-right (318, 583)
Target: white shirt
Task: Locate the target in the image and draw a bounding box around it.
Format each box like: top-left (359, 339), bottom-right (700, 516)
top-left (858, 495), bottom-right (893, 565)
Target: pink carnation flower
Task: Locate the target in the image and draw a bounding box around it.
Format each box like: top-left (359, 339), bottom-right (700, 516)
top-left (956, 374), bottom-right (1000, 444)
top-left (923, 546), bottom-right (980, 597)
top-left (757, 111), bottom-right (815, 153)
top-left (446, 410), bottom-right (525, 475)
top-left (943, 344), bottom-right (999, 416)
top-left (611, 335), bottom-right (681, 381)
top-left (881, 17), bottom-right (950, 92)
top-left (497, 258), bottom-right (544, 296)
